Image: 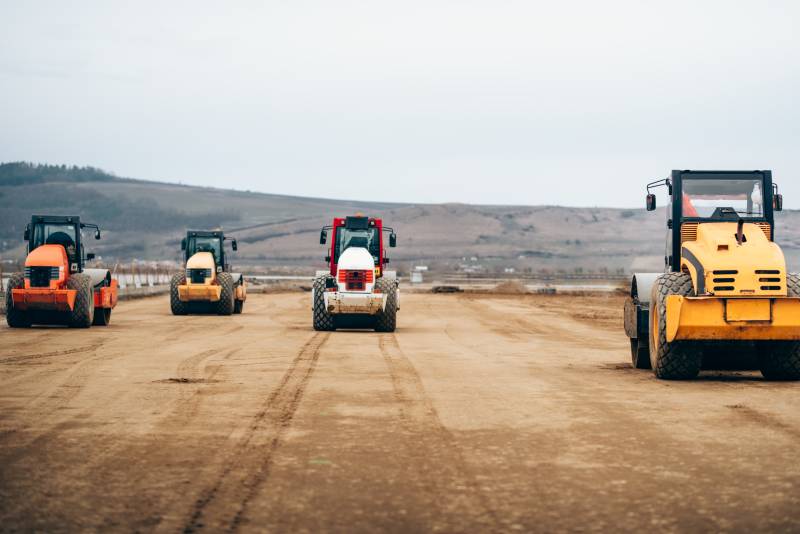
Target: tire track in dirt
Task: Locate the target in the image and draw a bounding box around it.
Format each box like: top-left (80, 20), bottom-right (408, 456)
top-left (459, 294), bottom-right (619, 351)
top-left (175, 348), bottom-right (220, 381)
top-left (727, 405), bottom-right (800, 440)
top-left (0, 342), bottom-right (104, 365)
top-left (24, 343), bottom-right (255, 533)
top-left (6, 340), bottom-right (110, 415)
top-left (0, 340), bottom-right (117, 461)
top-left (181, 331), bottom-right (330, 533)
top-left (378, 333), bottom-right (500, 531)
top-left (447, 298), bottom-right (752, 531)
top-left (162, 347), bottom-right (242, 425)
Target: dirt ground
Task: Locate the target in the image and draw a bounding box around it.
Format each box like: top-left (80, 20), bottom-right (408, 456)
top-left (1, 292), bottom-right (799, 532)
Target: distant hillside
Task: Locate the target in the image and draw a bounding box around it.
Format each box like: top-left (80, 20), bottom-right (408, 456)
top-left (2, 162), bottom-right (800, 273)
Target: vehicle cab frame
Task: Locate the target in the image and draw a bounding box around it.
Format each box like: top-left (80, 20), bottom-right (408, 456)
top-left (181, 230), bottom-right (238, 273)
top-left (318, 216), bottom-right (397, 277)
top-left (646, 170), bottom-right (781, 273)
top-left (24, 215), bottom-right (101, 273)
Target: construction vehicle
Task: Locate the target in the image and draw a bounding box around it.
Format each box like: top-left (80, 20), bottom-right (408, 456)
top-left (625, 170), bottom-right (800, 380)
top-left (5, 215), bottom-right (118, 328)
top-left (313, 215), bottom-right (399, 331)
top-left (170, 230), bottom-right (245, 315)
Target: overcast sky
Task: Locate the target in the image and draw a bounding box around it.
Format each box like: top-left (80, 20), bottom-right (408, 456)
top-left (1, 1), bottom-right (798, 207)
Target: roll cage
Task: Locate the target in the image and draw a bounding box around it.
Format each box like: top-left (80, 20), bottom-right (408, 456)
top-left (319, 216), bottom-right (397, 276)
top-left (646, 170), bottom-right (782, 272)
top-left (23, 215), bottom-right (102, 272)
top-left (181, 230), bottom-right (239, 272)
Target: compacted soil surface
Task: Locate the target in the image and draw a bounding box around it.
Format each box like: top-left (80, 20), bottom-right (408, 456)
top-left (1, 293), bottom-right (798, 532)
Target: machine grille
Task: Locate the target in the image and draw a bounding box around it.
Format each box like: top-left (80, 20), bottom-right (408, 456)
top-left (710, 269), bottom-right (784, 294)
top-left (754, 222), bottom-right (772, 240)
top-left (24, 266), bottom-right (59, 287)
top-left (680, 223), bottom-right (698, 243)
top-left (682, 222), bottom-right (772, 243)
top-left (756, 269), bottom-right (782, 291)
top-left (187, 268), bottom-right (212, 283)
top-left (338, 269), bottom-right (374, 291)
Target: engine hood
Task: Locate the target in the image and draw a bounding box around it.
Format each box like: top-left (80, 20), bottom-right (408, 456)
top-left (26, 244), bottom-right (68, 268)
top-left (682, 222), bottom-right (787, 296)
top-left (337, 247), bottom-right (375, 271)
top-left (187, 251), bottom-right (216, 270)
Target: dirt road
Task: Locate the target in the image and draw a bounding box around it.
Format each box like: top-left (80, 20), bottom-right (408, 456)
top-left (1, 293), bottom-right (799, 532)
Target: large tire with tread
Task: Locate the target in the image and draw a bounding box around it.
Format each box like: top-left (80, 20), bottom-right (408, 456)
top-left (170, 273), bottom-right (188, 315)
top-left (374, 277), bottom-right (398, 332)
top-left (313, 276), bottom-right (335, 331)
top-left (649, 272), bottom-right (701, 379)
top-left (6, 273), bottom-right (31, 328)
top-left (215, 273), bottom-right (235, 316)
top-left (67, 273), bottom-right (94, 328)
top-left (630, 338), bottom-right (651, 369)
top-left (757, 273), bottom-right (800, 380)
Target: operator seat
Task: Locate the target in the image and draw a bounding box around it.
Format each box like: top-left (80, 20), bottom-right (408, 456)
top-left (46, 231), bottom-right (77, 262)
top-left (348, 236), bottom-right (369, 249)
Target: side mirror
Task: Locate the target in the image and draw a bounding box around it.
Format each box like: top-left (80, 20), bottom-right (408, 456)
top-left (231, 239), bottom-right (238, 251)
top-left (87, 253), bottom-right (96, 260)
top-left (320, 229), bottom-right (327, 245)
top-left (181, 238), bottom-right (187, 251)
top-left (389, 233), bottom-right (397, 247)
top-left (23, 225), bottom-right (30, 241)
top-left (774, 194), bottom-right (783, 212)
top-left (95, 229), bottom-right (101, 240)
top-left (325, 255), bottom-right (331, 263)
top-left (384, 258), bottom-right (390, 264)
top-left (646, 194), bottom-right (657, 211)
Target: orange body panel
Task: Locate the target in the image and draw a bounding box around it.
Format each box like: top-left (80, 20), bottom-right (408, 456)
top-left (14, 245), bottom-right (73, 310)
top-left (24, 244), bottom-right (68, 290)
top-left (12, 288), bottom-right (76, 311)
top-left (25, 244), bottom-right (68, 267)
top-left (94, 280), bottom-right (119, 309)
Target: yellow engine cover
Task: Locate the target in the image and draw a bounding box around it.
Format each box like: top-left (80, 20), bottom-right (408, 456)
top-left (681, 222), bottom-right (786, 298)
top-left (179, 251), bottom-right (220, 302)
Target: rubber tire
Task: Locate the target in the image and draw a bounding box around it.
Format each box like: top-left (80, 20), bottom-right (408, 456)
top-left (313, 276), bottom-right (335, 331)
top-left (756, 273), bottom-right (800, 380)
top-left (649, 272), bottom-right (701, 379)
top-left (630, 338), bottom-right (651, 369)
top-left (67, 273), bottom-right (95, 328)
top-left (6, 273), bottom-right (31, 328)
top-left (215, 273), bottom-right (235, 316)
top-left (170, 273), bottom-right (188, 315)
top-left (374, 278), bottom-right (397, 332)
top-left (93, 307), bottom-right (112, 326)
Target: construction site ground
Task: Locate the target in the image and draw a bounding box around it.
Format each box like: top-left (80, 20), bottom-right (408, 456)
top-left (1, 292), bottom-right (798, 532)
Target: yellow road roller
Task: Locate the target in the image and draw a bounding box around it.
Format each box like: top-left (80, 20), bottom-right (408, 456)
top-left (624, 170), bottom-right (800, 379)
top-left (170, 230), bottom-right (246, 315)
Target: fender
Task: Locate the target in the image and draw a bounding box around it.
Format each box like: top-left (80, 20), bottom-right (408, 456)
top-left (624, 273), bottom-right (661, 339)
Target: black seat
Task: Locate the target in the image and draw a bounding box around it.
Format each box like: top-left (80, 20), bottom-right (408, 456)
top-left (45, 231), bottom-right (77, 263)
top-left (45, 231), bottom-right (75, 249)
top-left (348, 236), bottom-right (369, 249)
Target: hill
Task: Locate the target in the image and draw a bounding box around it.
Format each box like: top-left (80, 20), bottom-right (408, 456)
top-left (3, 162), bottom-right (800, 274)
